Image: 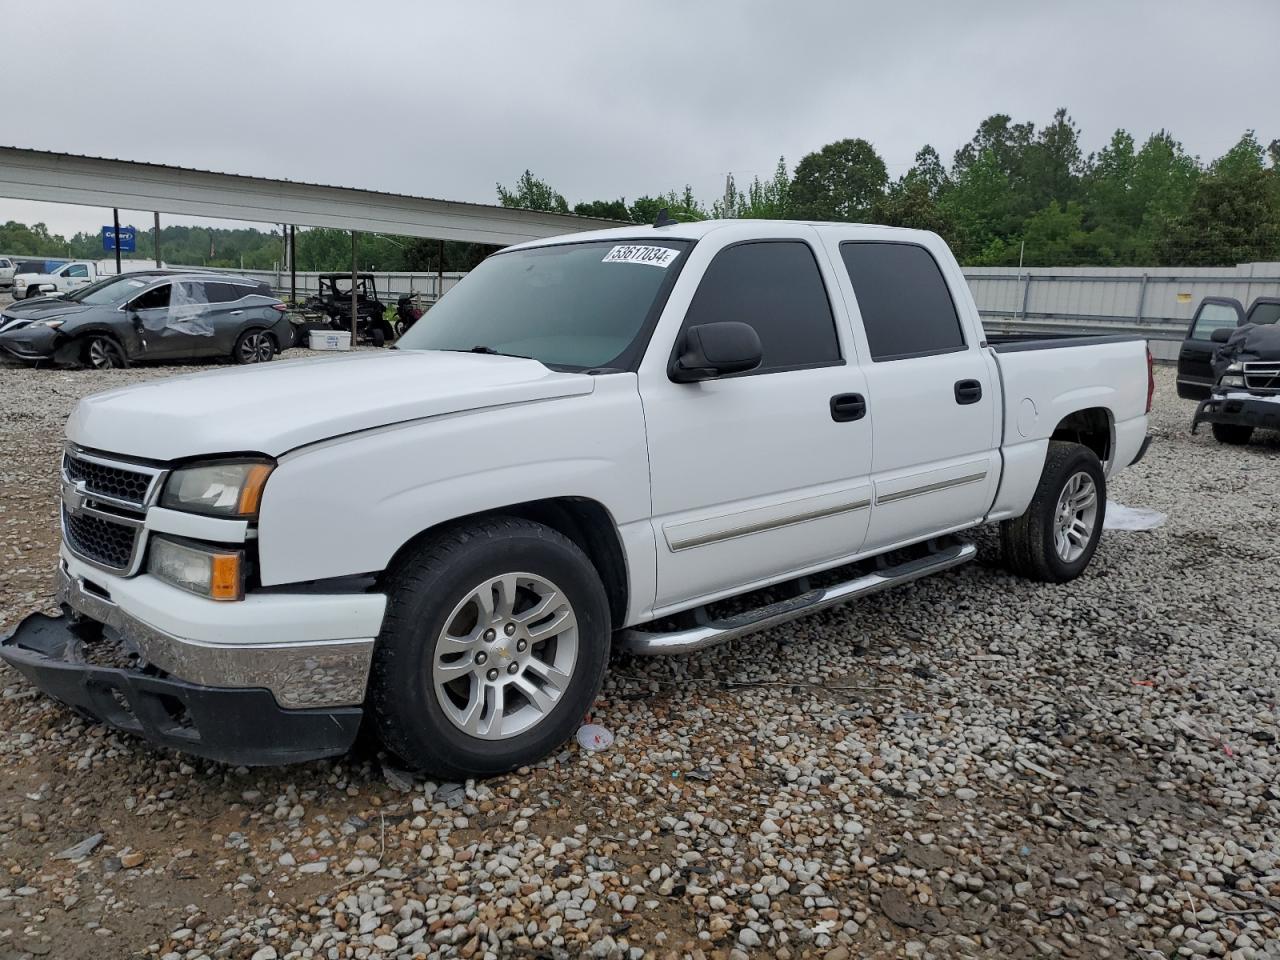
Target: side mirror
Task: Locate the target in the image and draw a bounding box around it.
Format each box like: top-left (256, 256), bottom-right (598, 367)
top-left (670, 321), bottom-right (763, 383)
top-left (1210, 327), bottom-right (1232, 343)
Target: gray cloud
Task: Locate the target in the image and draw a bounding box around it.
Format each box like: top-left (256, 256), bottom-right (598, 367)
top-left (5, 0), bottom-right (1276, 236)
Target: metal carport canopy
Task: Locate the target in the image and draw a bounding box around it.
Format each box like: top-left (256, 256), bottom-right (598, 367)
top-left (0, 146), bottom-right (621, 245)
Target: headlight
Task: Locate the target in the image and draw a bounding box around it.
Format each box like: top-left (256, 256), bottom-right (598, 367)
top-left (160, 460), bottom-right (274, 517)
top-left (29, 318), bottom-right (64, 329)
top-left (148, 536), bottom-right (244, 601)
top-left (1220, 374), bottom-right (1246, 387)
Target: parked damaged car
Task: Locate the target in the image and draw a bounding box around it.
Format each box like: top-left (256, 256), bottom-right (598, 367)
top-left (1190, 321), bottom-right (1280, 445)
top-left (0, 272), bottom-right (293, 368)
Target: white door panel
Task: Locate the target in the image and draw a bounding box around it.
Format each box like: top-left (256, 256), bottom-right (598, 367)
top-left (644, 366), bottom-right (874, 607)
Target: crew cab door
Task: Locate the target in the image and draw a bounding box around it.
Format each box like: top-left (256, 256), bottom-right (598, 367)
top-left (639, 228), bottom-right (874, 613)
top-left (825, 236), bottom-right (1000, 553)
top-left (58, 263), bottom-right (92, 291)
top-left (1178, 297), bottom-right (1244, 399)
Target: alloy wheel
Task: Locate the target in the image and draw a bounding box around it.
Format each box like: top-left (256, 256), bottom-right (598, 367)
top-left (431, 572), bottom-right (579, 740)
top-left (1053, 471), bottom-right (1098, 563)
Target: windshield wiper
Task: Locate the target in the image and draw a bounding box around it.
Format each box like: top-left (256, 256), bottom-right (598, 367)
top-left (448, 345), bottom-right (532, 359)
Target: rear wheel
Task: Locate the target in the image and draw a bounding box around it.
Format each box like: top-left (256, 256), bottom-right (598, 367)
top-left (1001, 441), bottom-right (1106, 583)
top-left (234, 329), bottom-right (275, 364)
top-left (1211, 423), bottom-right (1253, 446)
top-left (370, 517), bottom-right (610, 779)
top-left (81, 335), bottom-right (126, 370)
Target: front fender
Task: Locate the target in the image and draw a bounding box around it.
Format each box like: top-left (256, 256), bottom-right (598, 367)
top-left (254, 379), bottom-right (653, 594)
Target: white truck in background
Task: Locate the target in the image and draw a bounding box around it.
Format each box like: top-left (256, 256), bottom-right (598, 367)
top-left (1, 220), bottom-right (1153, 779)
top-left (0, 256), bottom-right (15, 289)
top-left (12, 259), bottom-right (157, 299)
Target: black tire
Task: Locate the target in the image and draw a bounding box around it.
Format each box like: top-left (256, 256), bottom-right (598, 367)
top-left (370, 517), bottom-right (611, 779)
top-left (80, 334), bottom-right (127, 370)
top-left (1211, 423), bottom-right (1253, 446)
top-left (370, 326), bottom-right (387, 348)
top-left (1001, 441), bottom-right (1106, 583)
top-left (233, 329), bottom-right (276, 364)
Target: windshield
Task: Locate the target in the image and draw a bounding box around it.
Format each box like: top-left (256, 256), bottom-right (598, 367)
top-left (395, 239), bottom-right (690, 369)
top-left (1248, 302), bottom-right (1280, 326)
top-left (67, 274), bottom-right (154, 305)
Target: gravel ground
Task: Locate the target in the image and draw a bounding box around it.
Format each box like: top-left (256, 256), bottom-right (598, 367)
top-left (0, 358), bottom-right (1277, 960)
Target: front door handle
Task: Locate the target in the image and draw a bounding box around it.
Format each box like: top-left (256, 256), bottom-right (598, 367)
top-left (830, 393), bottom-right (866, 422)
top-left (954, 379), bottom-right (983, 405)
top-left (229, 310), bottom-right (244, 316)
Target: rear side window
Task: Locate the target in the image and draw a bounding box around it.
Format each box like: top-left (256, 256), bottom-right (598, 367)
top-left (64, 264), bottom-right (89, 278)
top-left (202, 282), bottom-right (245, 303)
top-left (1191, 302), bottom-right (1241, 339)
top-left (681, 240), bottom-right (840, 373)
top-left (1247, 301), bottom-right (1280, 326)
top-left (840, 242), bottom-right (965, 361)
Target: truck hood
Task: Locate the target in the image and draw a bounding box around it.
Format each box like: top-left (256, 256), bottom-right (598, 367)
top-left (66, 349), bottom-right (596, 461)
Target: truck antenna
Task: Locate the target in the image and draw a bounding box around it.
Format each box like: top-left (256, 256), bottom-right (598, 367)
top-left (654, 207), bottom-right (678, 228)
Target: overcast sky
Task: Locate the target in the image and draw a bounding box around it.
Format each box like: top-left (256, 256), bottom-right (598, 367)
top-left (4, 0), bottom-right (1276, 238)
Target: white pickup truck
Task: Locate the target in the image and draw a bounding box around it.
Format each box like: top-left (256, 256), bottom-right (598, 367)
top-left (1, 221), bottom-right (1153, 777)
top-left (12, 260), bottom-right (103, 299)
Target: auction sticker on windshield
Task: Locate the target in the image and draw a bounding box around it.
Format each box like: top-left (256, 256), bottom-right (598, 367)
top-left (602, 245), bottom-right (680, 268)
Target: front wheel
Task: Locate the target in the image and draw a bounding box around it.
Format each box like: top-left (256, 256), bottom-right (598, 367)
top-left (1001, 441), bottom-right (1106, 583)
top-left (370, 517), bottom-right (611, 779)
top-left (1211, 423), bottom-right (1253, 446)
top-left (81, 335), bottom-right (127, 369)
top-left (234, 329), bottom-right (275, 364)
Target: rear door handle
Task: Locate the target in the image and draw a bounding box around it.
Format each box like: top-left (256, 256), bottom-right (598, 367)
top-left (954, 379), bottom-right (983, 405)
top-left (830, 393), bottom-right (866, 422)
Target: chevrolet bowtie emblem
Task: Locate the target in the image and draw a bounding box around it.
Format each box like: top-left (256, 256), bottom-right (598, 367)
top-left (498, 647), bottom-right (511, 659)
top-left (62, 479), bottom-right (88, 515)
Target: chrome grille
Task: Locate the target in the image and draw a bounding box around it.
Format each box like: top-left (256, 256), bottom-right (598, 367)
top-left (63, 451), bottom-right (158, 507)
top-left (62, 506), bottom-right (139, 571)
top-left (1243, 362), bottom-right (1280, 394)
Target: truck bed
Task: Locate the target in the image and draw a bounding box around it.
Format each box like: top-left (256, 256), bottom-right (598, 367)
top-left (987, 332), bottom-right (1145, 353)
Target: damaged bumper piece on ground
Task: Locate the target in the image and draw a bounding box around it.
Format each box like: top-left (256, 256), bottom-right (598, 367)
top-left (0, 563), bottom-right (382, 765)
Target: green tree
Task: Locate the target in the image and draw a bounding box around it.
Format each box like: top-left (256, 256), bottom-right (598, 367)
top-left (1158, 131), bottom-right (1280, 265)
top-left (873, 146), bottom-right (951, 234)
top-left (496, 170), bottom-right (569, 213)
top-left (629, 186), bottom-right (707, 224)
top-left (573, 199), bottom-right (630, 221)
top-left (790, 139), bottom-right (888, 221)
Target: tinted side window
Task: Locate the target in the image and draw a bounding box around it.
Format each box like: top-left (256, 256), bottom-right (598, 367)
top-left (1246, 301), bottom-right (1280, 326)
top-left (202, 282), bottom-right (243, 303)
top-left (682, 241), bottom-right (840, 373)
top-left (1191, 302), bottom-right (1241, 339)
top-left (65, 264), bottom-right (89, 278)
top-left (840, 242), bottom-right (965, 361)
top-left (130, 284), bottom-right (171, 310)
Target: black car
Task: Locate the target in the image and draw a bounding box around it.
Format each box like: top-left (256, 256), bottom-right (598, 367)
top-left (1176, 296), bottom-right (1280, 399)
top-left (0, 271), bottom-right (294, 369)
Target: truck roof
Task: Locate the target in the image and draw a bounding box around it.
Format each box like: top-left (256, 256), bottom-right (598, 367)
top-left (507, 218), bottom-right (940, 251)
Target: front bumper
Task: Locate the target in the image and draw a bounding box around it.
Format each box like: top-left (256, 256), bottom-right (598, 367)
top-left (1191, 392), bottom-right (1280, 434)
top-left (0, 325), bottom-right (58, 361)
top-left (0, 559), bottom-right (386, 765)
top-left (0, 612), bottom-right (362, 765)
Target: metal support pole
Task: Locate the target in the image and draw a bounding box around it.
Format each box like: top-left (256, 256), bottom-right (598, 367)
top-left (113, 208), bottom-right (122, 275)
top-left (153, 212), bottom-right (161, 267)
top-left (1019, 274), bottom-right (1032, 321)
top-left (289, 226), bottom-right (296, 305)
top-left (351, 231), bottom-right (359, 341)
top-left (1134, 274), bottom-right (1149, 324)
top-left (437, 239), bottom-right (445, 302)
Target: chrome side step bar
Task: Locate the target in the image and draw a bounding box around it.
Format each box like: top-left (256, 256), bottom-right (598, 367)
top-left (617, 540), bottom-right (977, 656)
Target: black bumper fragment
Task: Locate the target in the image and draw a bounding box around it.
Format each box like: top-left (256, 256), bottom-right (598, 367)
top-left (1191, 394), bottom-right (1280, 434)
top-left (0, 612), bottom-right (361, 766)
